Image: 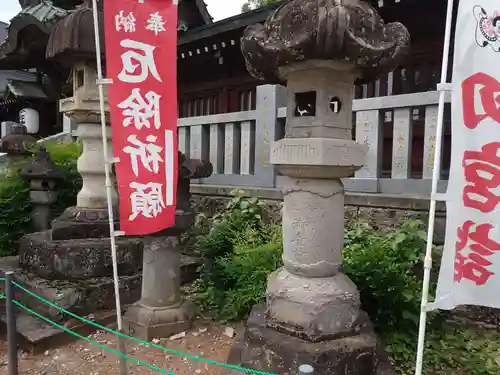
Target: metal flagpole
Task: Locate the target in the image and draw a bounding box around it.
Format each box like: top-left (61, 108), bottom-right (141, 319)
top-left (90, 0), bottom-right (127, 374)
top-left (414, 0), bottom-right (455, 373)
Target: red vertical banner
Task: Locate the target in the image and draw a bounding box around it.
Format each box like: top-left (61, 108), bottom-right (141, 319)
top-left (103, 0), bottom-right (178, 235)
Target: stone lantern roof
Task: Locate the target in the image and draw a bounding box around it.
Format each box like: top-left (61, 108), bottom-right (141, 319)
top-left (241, 0), bottom-right (410, 83)
top-left (20, 146), bottom-right (65, 180)
top-left (45, 0), bottom-right (214, 66)
top-left (0, 0), bottom-right (70, 69)
top-left (45, 0), bottom-right (104, 65)
top-left (0, 124), bottom-right (37, 155)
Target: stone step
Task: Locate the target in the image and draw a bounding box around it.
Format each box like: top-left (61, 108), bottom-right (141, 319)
top-left (0, 301), bottom-right (117, 354)
top-left (0, 254), bottom-right (202, 353)
top-left (0, 255), bottom-right (201, 321)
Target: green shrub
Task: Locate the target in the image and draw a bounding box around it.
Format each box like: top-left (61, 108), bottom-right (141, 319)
top-left (194, 242), bottom-right (282, 321)
top-left (193, 191), bottom-right (283, 320)
top-left (343, 219), bottom-right (439, 332)
top-left (0, 170), bottom-right (32, 256)
top-left (0, 140), bottom-right (82, 256)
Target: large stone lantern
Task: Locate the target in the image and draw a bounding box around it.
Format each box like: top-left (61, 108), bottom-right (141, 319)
top-left (15, 0), bottom-right (143, 320)
top-left (230, 1), bottom-right (410, 374)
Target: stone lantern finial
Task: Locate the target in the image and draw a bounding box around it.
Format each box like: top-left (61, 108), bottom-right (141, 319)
top-left (241, 0), bottom-right (410, 83)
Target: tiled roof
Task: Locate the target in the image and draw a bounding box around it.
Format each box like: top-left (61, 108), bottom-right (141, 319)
top-left (16, 0), bottom-right (69, 30)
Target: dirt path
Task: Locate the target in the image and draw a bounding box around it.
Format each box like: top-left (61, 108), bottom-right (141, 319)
top-left (0, 321), bottom-right (240, 375)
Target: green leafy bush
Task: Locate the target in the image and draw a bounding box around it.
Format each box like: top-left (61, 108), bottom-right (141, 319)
top-left (192, 191), bottom-right (283, 320)
top-left (194, 242), bottom-right (282, 321)
top-left (0, 169), bottom-right (32, 256)
top-left (343, 219), bottom-right (438, 332)
top-left (0, 140), bottom-right (82, 256)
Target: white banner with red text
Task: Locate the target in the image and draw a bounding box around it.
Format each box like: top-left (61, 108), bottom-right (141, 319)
top-left (430, 0), bottom-right (500, 310)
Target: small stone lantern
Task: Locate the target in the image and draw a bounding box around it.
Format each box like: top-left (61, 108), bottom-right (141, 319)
top-left (21, 146), bottom-right (65, 231)
top-left (124, 152), bottom-right (213, 340)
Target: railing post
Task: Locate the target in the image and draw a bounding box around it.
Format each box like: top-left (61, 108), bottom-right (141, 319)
top-left (352, 109), bottom-right (382, 193)
top-left (254, 84), bottom-right (286, 188)
top-left (391, 108), bottom-right (413, 179)
top-left (423, 105), bottom-right (440, 181)
top-left (6, 271), bottom-right (18, 375)
top-left (299, 364), bottom-right (314, 375)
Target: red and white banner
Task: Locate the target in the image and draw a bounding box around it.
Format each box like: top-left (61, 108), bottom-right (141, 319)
top-left (431, 0), bottom-right (500, 310)
top-left (104, 0), bottom-right (178, 235)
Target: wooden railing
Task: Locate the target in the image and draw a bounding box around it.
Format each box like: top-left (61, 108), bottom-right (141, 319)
top-left (178, 85), bottom-right (452, 197)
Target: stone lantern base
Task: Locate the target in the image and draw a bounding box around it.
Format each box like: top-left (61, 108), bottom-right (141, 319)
top-left (124, 300), bottom-right (194, 341)
top-left (228, 305), bottom-right (394, 375)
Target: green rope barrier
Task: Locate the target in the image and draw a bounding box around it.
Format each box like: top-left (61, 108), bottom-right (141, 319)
top-left (11, 280), bottom-right (277, 375)
top-left (6, 296), bottom-right (176, 375)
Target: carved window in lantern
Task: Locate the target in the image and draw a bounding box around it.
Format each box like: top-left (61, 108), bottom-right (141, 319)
top-left (75, 70), bottom-right (85, 89)
top-left (329, 96), bottom-right (342, 114)
top-left (294, 91), bottom-right (316, 117)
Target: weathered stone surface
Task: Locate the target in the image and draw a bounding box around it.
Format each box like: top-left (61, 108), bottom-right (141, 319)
top-left (0, 124), bottom-right (36, 155)
top-left (123, 230), bottom-right (195, 339)
top-left (124, 154), bottom-right (213, 341)
top-left (20, 146), bottom-right (65, 180)
top-left (19, 230), bottom-right (143, 280)
top-left (51, 207), bottom-right (118, 240)
top-left (241, 0), bottom-right (410, 83)
top-left (267, 269), bottom-right (361, 341)
top-left (281, 178), bottom-right (344, 279)
top-left (0, 255), bottom-right (201, 322)
top-left (124, 300), bottom-right (195, 341)
top-left (228, 305), bottom-right (381, 375)
top-left (271, 138), bottom-right (368, 179)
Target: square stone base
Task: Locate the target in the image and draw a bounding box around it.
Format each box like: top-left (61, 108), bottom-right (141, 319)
top-left (123, 316), bottom-right (192, 341)
top-left (123, 301), bottom-right (194, 341)
top-left (227, 305), bottom-right (395, 375)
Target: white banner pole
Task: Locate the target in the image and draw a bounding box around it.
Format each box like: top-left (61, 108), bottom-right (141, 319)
top-left (90, 1), bottom-right (127, 373)
top-left (414, 0), bottom-right (456, 374)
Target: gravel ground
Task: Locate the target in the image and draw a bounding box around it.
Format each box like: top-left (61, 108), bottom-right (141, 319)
top-left (0, 321), bottom-right (240, 375)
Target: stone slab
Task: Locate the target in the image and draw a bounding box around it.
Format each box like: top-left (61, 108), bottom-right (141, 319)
top-left (227, 304), bottom-right (394, 375)
top-left (0, 303), bottom-right (117, 354)
top-left (51, 207), bottom-right (118, 240)
top-left (271, 138), bottom-right (367, 166)
top-left (0, 255), bottom-right (201, 321)
top-left (19, 230), bottom-right (143, 280)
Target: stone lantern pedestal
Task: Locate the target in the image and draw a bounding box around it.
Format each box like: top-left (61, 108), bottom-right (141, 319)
top-left (229, 1), bottom-right (410, 374)
top-left (124, 154), bottom-right (213, 340)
